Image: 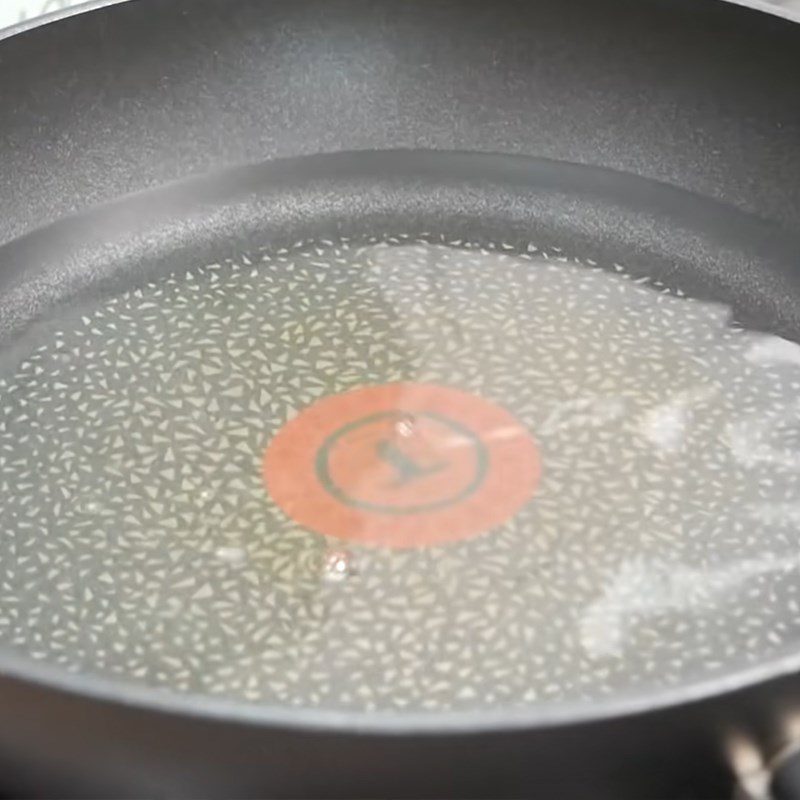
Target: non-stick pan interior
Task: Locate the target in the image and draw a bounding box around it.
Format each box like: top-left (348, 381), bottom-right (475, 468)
top-left (0, 152), bottom-right (799, 727)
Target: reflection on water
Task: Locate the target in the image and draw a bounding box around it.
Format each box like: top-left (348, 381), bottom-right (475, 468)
top-left (580, 551), bottom-right (800, 659)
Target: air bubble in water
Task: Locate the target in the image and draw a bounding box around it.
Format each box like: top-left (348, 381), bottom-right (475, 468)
top-left (395, 414), bottom-right (416, 438)
top-left (322, 549), bottom-right (355, 583)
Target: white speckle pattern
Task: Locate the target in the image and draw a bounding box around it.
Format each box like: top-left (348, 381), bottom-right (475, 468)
top-left (0, 235), bottom-right (798, 712)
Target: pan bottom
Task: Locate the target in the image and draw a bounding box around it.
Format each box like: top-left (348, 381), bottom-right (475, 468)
top-left (0, 151), bottom-right (799, 723)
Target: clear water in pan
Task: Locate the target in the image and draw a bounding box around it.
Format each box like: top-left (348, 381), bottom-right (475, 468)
top-left (0, 235), bottom-right (799, 713)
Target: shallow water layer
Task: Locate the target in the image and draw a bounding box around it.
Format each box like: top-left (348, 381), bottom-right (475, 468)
top-left (0, 236), bottom-right (799, 713)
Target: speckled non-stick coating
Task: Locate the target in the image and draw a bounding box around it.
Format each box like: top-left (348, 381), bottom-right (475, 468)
top-left (0, 235), bottom-right (798, 713)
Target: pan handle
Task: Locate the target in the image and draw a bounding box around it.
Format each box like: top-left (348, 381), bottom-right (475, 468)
top-left (734, 741), bottom-right (800, 800)
top-left (769, 747), bottom-right (800, 800)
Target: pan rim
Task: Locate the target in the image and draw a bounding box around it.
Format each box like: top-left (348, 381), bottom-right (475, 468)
top-left (0, 0), bottom-right (131, 42)
top-left (0, 148), bottom-right (799, 733)
top-left (1, 0), bottom-right (798, 47)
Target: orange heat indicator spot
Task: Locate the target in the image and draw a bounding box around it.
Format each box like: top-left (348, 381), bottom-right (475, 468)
top-left (263, 383), bottom-right (540, 548)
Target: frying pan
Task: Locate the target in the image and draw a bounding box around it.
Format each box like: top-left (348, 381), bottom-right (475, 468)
top-left (1, 0), bottom-right (800, 797)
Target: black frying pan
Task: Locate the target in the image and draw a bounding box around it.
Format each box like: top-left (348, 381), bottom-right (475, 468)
top-left (1, 1), bottom-right (800, 797)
